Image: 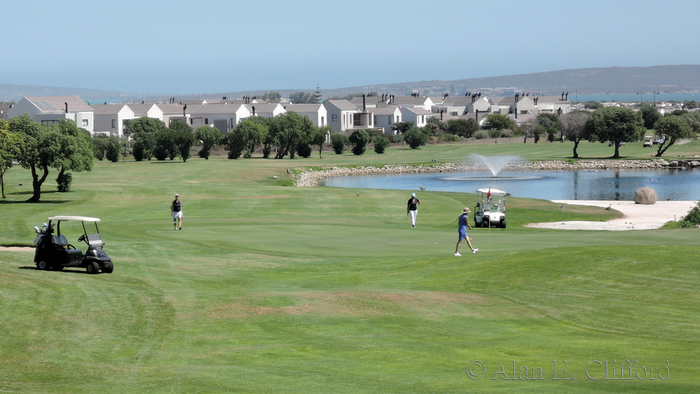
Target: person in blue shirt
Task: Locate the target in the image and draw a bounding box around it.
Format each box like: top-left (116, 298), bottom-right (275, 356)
top-left (455, 207), bottom-right (478, 256)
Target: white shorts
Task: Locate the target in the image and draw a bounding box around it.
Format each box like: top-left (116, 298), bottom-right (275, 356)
top-left (172, 210), bottom-right (183, 219)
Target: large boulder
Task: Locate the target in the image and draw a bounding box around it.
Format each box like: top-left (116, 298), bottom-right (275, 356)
top-left (634, 187), bottom-right (657, 205)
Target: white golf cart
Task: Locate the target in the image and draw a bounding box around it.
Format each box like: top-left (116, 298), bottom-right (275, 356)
top-left (33, 216), bottom-right (113, 274)
top-left (474, 188), bottom-right (507, 228)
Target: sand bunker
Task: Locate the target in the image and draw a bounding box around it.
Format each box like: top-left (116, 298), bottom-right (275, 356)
top-left (527, 200), bottom-right (697, 231)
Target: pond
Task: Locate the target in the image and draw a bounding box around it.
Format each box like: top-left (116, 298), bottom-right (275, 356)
top-left (322, 168), bottom-right (700, 201)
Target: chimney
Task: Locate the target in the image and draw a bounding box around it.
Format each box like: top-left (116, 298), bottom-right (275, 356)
top-left (362, 94), bottom-right (366, 111)
top-left (183, 104), bottom-right (187, 116)
top-left (64, 102), bottom-right (68, 113)
top-left (475, 109), bottom-right (479, 123)
top-left (252, 106), bottom-right (256, 116)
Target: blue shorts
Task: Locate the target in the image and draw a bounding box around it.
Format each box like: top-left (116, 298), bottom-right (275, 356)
top-left (458, 229), bottom-right (468, 240)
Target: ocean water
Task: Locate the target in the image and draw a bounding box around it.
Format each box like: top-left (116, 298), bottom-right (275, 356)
top-left (572, 93), bottom-right (700, 104)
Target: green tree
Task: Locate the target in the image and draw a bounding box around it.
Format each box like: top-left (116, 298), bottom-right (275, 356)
top-left (195, 126), bottom-right (222, 159)
top-left (583, 101), bottom-right (603, 110)
top-left (92, 134), bottom-right (109, 160)
top-left (0, 120), bottom-right (25, 198)
top-left (560, 111), bottom-right (590, 158)
top-left (311, 125), bottom-right (331, 158)
top-left (262, 91), bottom-right (282, 101)
top-left (653, 115), bottom-right (694, 157)
top-left (391, 121), bottom-right (414, 135)
top-left (404, 127), bottom-right (428, 149)
top-left (446, 118), bottom-right (478, 137)
top-left (104, 136), bottom-right (122, 162)
top-left (127, 117), bottom-right (167, 161)
top-left (482, 113), bottom-right (516, 131)
top-left (640, 105), bottom-right (661, 129)
top-left (290, 92), bottom-right (313, 104)
top-left (225, 120), bottom-right (265, 159)
top-left (10, 115), bottom-right (61, 201)
top-left (153, 129), bottom-right (176, 160)
top-left (169, 120), bottom-right (195, 162)
top-left (373, 134), bottom-right (390, 154)
top-left (585, 107), bottom-right (645, 158)
top-left (330, 133), bottom-right (348, 154)
top-left (348, 129), bottom-right (371, 155)
top-left (535, 113), bottom-right (561, 140)
top-left (51, 119), bottom-right (94, 192)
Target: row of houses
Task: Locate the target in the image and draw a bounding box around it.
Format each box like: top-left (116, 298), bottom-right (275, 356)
top-left (2, 93), bottom-right (572, 138)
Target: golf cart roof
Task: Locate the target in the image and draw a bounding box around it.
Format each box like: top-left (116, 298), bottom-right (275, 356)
top-left (476, 188), bottom-right (507, 195)
top-left (48, 216), bottom-right (101, 222)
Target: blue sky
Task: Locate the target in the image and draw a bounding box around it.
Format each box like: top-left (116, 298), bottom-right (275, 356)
top-left (4, 0), bottom-right (700, 95)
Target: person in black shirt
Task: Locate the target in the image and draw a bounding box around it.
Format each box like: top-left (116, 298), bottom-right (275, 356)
top-left (407, 193), bottom-right (420, 228)
top-left (171, 194), bottom-right (183, 230)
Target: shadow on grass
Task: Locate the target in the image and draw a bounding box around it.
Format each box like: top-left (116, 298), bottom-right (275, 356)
top-left (18, 266), bottom-right (94, 275)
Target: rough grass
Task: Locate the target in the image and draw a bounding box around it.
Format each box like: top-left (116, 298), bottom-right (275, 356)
top-left (0, 142), bottom-right (698, 393)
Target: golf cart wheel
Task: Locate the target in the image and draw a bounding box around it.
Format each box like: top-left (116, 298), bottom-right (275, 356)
top-left (36, 260), bottom-right (49, 270)
top-left (102, 261), bottom-right (114, 274)
top-left (86, 262), bottom-right (100, 274)
top-left (500, 219), bottom-right (506, 228)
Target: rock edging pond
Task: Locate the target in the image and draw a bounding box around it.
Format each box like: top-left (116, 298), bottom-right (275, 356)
top-left (294, 159), bottom-right (675, 187)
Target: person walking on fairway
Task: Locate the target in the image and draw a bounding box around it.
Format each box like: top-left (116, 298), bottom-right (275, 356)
top-left (407, 192), bottom-right (420, 228)
top-left (455, 207), bottom-right (478, 256)
top-left (171, 194), bottom-right (183, 230)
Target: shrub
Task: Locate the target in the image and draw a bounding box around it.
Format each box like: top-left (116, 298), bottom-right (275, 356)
top-left (500, 129), bottom-right (514, 139)
top-left (679, 202), bottom-right (700, 228)
top-left (474, 130), bottom-right (488, 140)
top-left (404, 128), bottom-right (428, 149)
top-left (390, 134), bottom-right (404, 143)
top-left (56, 172), bottom-right (72, 192)
top-left (296, 142), bottom-right (312, 158)
top-left (243, 150), bottom-right (253, 159)
top-left (105, 137), bottom-right (121, 162)
top-left (330, 133), bottom-right (348, 154)
top-left (373, 135), bottom-right (390, 154)
top-left (427, 136), bottom-right (438, 144)
top-left (488, 129), bottom-right (501, 139)
top-left (440, 134), bottom-right (460, 143)
top-left (348, 129), bottom-right (370, 155)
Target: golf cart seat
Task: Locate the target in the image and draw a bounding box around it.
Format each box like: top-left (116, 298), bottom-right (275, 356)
top-left (53, 234), bottom-right (83, 256)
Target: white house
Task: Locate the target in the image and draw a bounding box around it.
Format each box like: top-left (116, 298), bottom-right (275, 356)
top-left (125, 103), bottom-right (164, 120)
top-left (246, 103), bottom-right (286, 119)
top-left (401, 107), bottom-right (431, 128)
top-left (324, 100), bottom-right (361, 132)
top-left (7, 96), bottom-right (95, 134)
top-left (370, 107), bottom-right (402, 134)
top-left (91, 104), bottom-right (135, 137)
top-left (283, 104), bottom-right (328, 128)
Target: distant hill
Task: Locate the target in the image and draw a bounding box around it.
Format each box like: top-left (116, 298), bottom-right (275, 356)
top-left (3, 65), bottom-right (700, 103)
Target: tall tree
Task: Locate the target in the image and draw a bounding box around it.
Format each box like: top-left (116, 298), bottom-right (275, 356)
top-left (653, 115), bottom-right (694, 157)
top-left (483, 113), bottom-right (516, 131)
top-left (585, 107), bottom-right (645, 158)
top-left (169, 120), bottom-right (195, 162)
top-left (127, 117), bottom-right (167, 161)
top-left (560, 111), bottom-right (590, 158)
top-left (52, 119), bottom-right (94, 192)
top-left (348, 129), bottom-right (371, 155)
top-left (10, 115), bottom-right (60, 201)
top-left (640, 105), bottom-right (661, 129)
top-left (312, 125), bottom-right (332, 158)
top-left (311, 84), bottom-right (323, 104)
top-left (0, 120), bottom-right (24, 198)
top-left (195, 126), bottom-right (222, 160)
top-left (391, 121), bottom-right (414, 135)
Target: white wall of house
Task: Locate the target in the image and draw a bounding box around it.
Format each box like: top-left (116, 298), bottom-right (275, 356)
top-left (284, 104), bottom-right (328, 127)
top-left (324, 100), bottom-right (359, 132)
top-left (7, 97), bottom-right (95, 134)
top-left (401, 107), bottom-right (430, 128)
top-left (93, 105), bottom-right (135, 137)
top-left (371, 107), bottom-right (401, 134)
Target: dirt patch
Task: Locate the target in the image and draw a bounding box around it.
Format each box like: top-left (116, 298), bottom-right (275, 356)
top-left (0, 247), bottom-right (34, 252)
top-left (203, 291), bottom-right (491, 320)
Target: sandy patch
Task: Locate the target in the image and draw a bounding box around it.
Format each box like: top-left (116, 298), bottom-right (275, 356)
top-left (0, 247), bottom-right (35, 252)
top-left (527, 200), bottom-right (697, 231)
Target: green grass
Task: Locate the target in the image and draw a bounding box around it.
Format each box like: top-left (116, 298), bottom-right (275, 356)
top-left (1, 141), bottom-right (699, 393)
